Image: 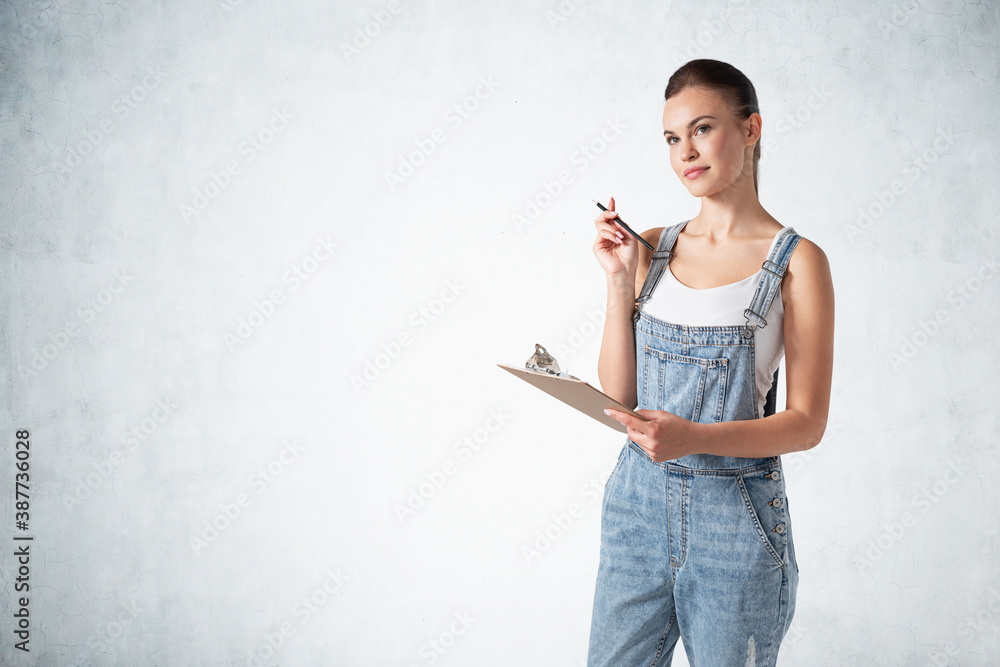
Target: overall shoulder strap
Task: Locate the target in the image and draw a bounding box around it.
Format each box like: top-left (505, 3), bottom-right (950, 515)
top-left (741, 227), bottom-right (803, 339)
top-left (633, 220), bottom-right (689, 323)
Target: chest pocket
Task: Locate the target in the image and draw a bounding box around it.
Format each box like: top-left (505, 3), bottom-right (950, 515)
top-left (643, 345), bottom-right (728, 423)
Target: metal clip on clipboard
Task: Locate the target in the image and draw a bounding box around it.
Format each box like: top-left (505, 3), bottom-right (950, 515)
top-left (525, 344), bottom-right (578, 380)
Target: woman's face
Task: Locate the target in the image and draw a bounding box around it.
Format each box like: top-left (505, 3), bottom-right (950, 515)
top-left (662, 86), bottom-right (759, 197)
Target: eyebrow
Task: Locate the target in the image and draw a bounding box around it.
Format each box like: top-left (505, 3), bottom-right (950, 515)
top-left (663, 115), bottom-right (717, 136)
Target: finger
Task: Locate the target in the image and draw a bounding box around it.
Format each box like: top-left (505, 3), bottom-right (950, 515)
top-left (597, 223), bottom-right (626, 241)
top-left (595, 213), bottom-right (622, 229)
top-left (626, 428), bottom-right (649, 453)
top-left (626, 428), bottom-right (644, 446)
top-left (596, 228), bottom-right (623, 245)
top-left (604, 408), bottom-right (632, 425)
top-left (603, 211), bottom-right (625, 231)
top-left (614, 411), bottom-right (648, 435)
top-left (609, 196), bottom-right (615, 212)
top-left (628, 423), bottom-right (648, 439)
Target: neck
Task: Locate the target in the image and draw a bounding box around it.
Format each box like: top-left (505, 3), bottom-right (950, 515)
top-left (690, 179), bottom-right (764, 242)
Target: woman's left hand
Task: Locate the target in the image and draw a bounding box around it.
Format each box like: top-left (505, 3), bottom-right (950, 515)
top-left (603, 408), bottom-right (696, 462)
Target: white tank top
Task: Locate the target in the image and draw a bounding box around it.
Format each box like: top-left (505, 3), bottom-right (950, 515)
top-left (641, 227), bottom-right (789, 417)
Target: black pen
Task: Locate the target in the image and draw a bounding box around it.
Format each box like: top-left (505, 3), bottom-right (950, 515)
top-left (593, 200), bottom-right (655, 251)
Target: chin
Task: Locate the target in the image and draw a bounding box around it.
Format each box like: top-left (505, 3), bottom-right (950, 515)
top-left (682, 177), bottom-right (711, 192)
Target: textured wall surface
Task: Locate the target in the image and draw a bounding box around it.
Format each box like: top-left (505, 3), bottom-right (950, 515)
top-left (1, 0), bottom-right (998, 665)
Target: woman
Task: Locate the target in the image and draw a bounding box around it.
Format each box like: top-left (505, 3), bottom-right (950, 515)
top-left (588, 59), bottom-right (834, 666)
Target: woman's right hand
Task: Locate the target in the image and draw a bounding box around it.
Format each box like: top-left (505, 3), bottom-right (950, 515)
top-left (592, 197), bottom-right (639, 280)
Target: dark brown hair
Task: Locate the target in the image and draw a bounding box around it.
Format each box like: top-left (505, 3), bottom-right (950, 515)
top-left (664, 59), bottom-right (762, 195)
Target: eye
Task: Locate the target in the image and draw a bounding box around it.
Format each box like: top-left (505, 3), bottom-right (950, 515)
top-left (665, 125), bottom-right (710, 145)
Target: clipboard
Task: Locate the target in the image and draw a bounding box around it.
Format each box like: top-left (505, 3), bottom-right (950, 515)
top-left (497, 344), bottom-right (649, 433)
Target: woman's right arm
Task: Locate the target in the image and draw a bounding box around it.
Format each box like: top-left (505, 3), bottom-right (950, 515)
top-left (592, 197), bottom-right (658, 410)
top-left (597, 271), bottom-right (639, 409)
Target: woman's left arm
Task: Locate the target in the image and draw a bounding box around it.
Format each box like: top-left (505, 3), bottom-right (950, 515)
top-left (607, 238), bottom-right (835, 461)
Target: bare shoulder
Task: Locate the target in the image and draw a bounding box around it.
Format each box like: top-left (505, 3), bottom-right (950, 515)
top-left (634, 227), bottom-right (666, 295)
top-left (783, 236), bottom-right (834, 309)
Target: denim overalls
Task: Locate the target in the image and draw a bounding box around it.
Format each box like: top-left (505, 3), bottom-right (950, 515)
top-left (587, 220), bottom-right (803, 667)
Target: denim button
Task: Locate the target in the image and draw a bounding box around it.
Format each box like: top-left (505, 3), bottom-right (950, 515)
top-left (772, 497), bottom-right (782, 507)
top-left (769, 471), bottom-right (781, 481)
top-left (774, 523), bottom-right (785, 534)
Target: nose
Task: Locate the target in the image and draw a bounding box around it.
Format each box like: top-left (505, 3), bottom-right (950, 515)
top-left (679, 139), bottom-right (698, 162)
top-left (675, 137), bottom-right (698, 162)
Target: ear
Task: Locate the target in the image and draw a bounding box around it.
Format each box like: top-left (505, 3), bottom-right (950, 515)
top-left (745, 112), bottom-right (762, 146)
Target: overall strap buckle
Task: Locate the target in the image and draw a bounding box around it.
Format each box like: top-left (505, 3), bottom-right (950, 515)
top-left (634, 221), bottom-right (688, 322)
top-left (742, 307), bottom-right (767, 338)
top-left (741, 228), bottom-right (802, 339)
top-left (761, 259), bottom-right (785, 279)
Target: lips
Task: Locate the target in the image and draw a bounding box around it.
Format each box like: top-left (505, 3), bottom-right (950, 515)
top-left (684, 167), bottom-right (708, 179)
